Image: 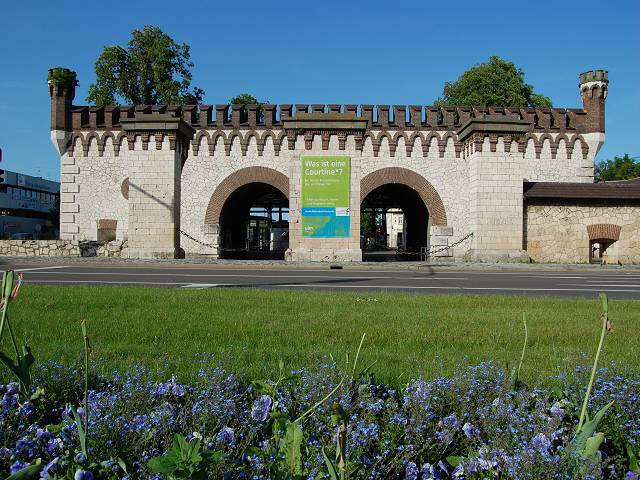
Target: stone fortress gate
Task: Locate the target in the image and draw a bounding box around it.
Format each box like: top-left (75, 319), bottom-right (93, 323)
top-left (49, 68), bottom-right (640, 263)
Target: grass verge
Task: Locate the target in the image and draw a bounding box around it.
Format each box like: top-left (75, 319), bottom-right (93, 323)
top-left (4, 285), bottom-right (639, 386)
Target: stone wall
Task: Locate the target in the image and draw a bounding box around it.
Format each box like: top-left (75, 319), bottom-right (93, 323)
top-left (525, 202), bottom-right (640, 263)
top-left (466, 137), bottom-right (528, 261)
top-left (61, 126), bottom-right (602, 261)
top-left (0, 240), bottom-right (128, 257)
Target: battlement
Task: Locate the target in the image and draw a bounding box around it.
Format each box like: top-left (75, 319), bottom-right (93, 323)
top-left (68, 103), bottom-right (591, 134)
top-left (580, 70), bottom-right (608, 84)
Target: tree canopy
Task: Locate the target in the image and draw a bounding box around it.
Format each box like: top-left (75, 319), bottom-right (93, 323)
top-left (87, 26), bottom-right (204, 106)
top-left (594, 154), bottom-right (640, 182)
top-left (229, 93), bottom-right (260, 105)
top-left (435, 56), bottom-right (552, 108)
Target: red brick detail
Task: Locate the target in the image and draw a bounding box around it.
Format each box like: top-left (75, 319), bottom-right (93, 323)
top-left (121, 178), bottom-right (129, 200)
top-left (587, 223), bottom-right (621, 242)
top-left (205, 167), bottom-right (289, 224)
top-left (360, 167), bottom-right (447, 226)
top-left (97, 219), bottom-right (117, 230)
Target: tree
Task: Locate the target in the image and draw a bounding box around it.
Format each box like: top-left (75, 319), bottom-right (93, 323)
top-left (229, 93), bottom-right (260, 105)
top-left (595, 154), bottom-right (640, 182)
top-left (87, 25), bottom-right (204, 106)
top-left (435, 56), bottom-right (552, 108)
top-left (229, 93), bottom-right (269, 122)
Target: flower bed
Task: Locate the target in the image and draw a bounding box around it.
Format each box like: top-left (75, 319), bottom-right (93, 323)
top-left (1, 361), bottom-right (639, 479)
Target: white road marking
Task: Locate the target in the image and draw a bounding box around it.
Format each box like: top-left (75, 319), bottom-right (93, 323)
top-left (25, 280), bottom-right (189, 286)
top-left (20, 279), bottom-right (640, 294)
top-left (560, 283), bottom-right (640, 288)
top-left (269, 284), bottom-right (640, 293)
top-left (14, 266), bottom-right (69, 272)
top-left (182, 283), bottom-right (227, 288)
top-left (22, 271), bottom-right (467, 281)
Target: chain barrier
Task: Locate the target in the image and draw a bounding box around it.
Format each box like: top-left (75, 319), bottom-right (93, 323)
top-left (179, 229), bottom-right (282, 252)
top-left (420, 232), bottom-right (474, 261)
top-left (180, 229), bottom-right (473, 257)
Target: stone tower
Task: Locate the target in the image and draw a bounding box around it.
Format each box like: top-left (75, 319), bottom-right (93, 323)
top-left (48, 67), bottom-right (77, 155)
top-left (579, 70), bottom-right (608, 133)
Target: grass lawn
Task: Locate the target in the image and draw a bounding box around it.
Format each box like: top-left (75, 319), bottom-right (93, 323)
top-left (4, 285), bottom-right (640, 386)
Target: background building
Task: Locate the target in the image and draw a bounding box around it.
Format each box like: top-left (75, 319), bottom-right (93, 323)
top-left (0, 170), bottom-right (60, 239)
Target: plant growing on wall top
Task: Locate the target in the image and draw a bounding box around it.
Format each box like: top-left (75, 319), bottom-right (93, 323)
top-left (434, 56), bottom-right (552, 108)
top-left (86, 25), bottom-right (204, 106)
top-left (47, 68), bottom-right (78, 88)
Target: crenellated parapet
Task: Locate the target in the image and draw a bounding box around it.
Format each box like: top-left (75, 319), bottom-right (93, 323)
top-left (52, 69), bottom-right (606, 163)
top-left (67, 102), bottom-right (592, 134)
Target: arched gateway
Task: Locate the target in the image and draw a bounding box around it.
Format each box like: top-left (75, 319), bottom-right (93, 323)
top-left (360, 168), bottom-right (448, 260)
top-left (205, 167), bottom-right (290, 259)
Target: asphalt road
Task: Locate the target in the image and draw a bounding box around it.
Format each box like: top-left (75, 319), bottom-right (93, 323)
top-left (4, 261), bottom-right (640, 299)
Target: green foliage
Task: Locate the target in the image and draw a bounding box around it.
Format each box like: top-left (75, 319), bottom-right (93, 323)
top-left (86, 25), bottom-right (204, 106)
top-left (229, 93), bottom-right (261, 105)
top-left (148, 434), bottom-right (222, 480)
top-left (4, 460), bottom-right (42, 480)
top-left (510, 313), bottom-right (528, 391)
top-left (435, 56), bottom-right (552, 108)
top-left (0, 270), bottom-right (34, 400)
top-left (628, 446), bottom-right (640, 473)
top-left (47, 68), bottom-right (78, 88)
top-left (568, 293), bottom-right (614, 474)
top-left (229, 93), bottom-right (269, 123)
top-left (594, 154), bottom-right (640, 182)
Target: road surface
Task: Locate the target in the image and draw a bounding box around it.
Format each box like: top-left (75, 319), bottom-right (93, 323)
top-left (4, 261), bottom-right (640, 299)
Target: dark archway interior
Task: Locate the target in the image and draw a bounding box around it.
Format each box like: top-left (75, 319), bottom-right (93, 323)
top-left (361, 183), bottom-right (429, 261)
top-left (219, 182), bottom-right (289, 259)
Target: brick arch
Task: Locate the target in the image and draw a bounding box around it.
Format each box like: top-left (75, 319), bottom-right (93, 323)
top-left (587, 223), bottom-right (621, 242)
top-left (204, 167), bottom-right (289, 224)
top-left (360, 167), bottom-right (447, 226)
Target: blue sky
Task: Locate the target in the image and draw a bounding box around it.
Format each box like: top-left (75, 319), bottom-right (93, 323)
top-left (0, 0), bottom-right (637, 181)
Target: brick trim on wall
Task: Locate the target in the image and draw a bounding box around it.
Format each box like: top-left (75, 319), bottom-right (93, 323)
top-left (204, 167), bottom-right (289, 224)
top-left (121, 177), bottom-right (129, 200)
top-left (360, 167), bottom-right (448, 226)
top-left (586, 223), bottom-right (621, 242)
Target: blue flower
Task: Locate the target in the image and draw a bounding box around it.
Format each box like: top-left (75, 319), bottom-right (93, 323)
top-left (10, 461), bottom-right (28, 475)
top-left (251, 395), bottom-right (272, 422)
top-left (462, 422), bottom-right (479, 439)
top-left (442, 414), bottom-right (458, 429)
top-left (40, 458), bottom-right (58, 479)
top-left (550, 402), bottom-right (565, 417)
top-left (405, 461), bottom-right (418, 480)
top-left (216, 427), bottom-right (235, 445)
top-left (74, 469), bottom-right (94, 480)
top-left (532, 432), bottom-right (551, 452)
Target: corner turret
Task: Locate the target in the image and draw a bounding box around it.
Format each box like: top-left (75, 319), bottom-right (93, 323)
top-left (579, 70), bottom-right (608, 133)
top-left (48, 67), bottom-right (77, 154)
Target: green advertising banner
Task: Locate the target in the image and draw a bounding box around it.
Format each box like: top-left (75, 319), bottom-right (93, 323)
top-left (301, 156), bottom-right (351, 238)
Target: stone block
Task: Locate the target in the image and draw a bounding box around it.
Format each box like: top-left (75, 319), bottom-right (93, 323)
top-left (61, 165), bottom-right (80, 174)
top-left (61, 224), bottom-right (80, 234)
top-left (62, 183), bottom-right (80, 193)
top-left (61, 203), bottom-right (79, 213)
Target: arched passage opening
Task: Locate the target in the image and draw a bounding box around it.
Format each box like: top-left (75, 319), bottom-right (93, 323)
top-left (218, 183), bottom-right (289, 259)
top-left (204, 167), bottom-right (290, 260)
top-left (360, 168), bottom-right (447, 262)
top-left (361, 184), bottom-right (429, 261)
top-left (587, 223), bottom-right (621, 264)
